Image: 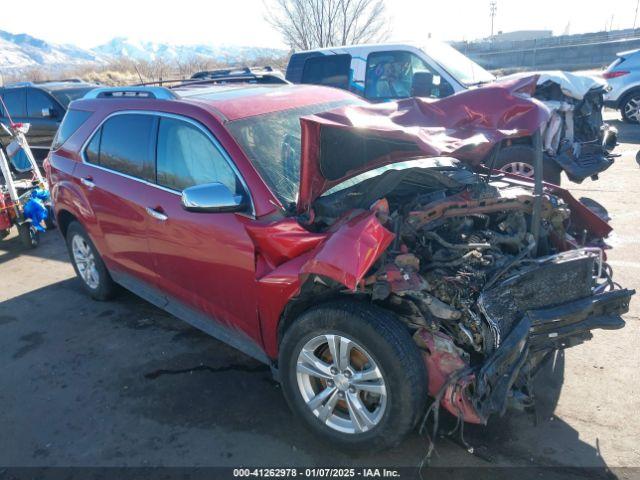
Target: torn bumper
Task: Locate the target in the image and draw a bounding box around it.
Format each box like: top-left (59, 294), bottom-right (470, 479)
top-left (424, 288), bottom-right (634, 424)
top-left (474, 288), bottom-right (633, 422)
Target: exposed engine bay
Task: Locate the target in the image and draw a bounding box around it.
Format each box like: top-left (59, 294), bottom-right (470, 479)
top-left (308, 157), bottom-right (633, 424)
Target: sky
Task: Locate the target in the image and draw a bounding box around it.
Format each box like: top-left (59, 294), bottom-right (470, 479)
top-left (1, 0), bottom-right (638, 49)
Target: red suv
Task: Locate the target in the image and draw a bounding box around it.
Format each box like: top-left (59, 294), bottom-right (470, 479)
top-left (46, 82), bottom-right (633, 450)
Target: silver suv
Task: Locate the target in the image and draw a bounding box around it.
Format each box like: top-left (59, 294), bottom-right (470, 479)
top-left (604, 48), bottom-right (640, 123)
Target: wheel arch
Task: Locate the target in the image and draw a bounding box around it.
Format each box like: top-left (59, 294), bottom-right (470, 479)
top-left (56, 209), bottom-right (78, 238)
top-left (620, 87), bottom-right (640, 105)
top-left (277, 280), bottom-right (368, 352)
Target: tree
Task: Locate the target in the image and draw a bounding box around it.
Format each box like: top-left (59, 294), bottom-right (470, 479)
top-left (266, 0), bottom-right (389, 51)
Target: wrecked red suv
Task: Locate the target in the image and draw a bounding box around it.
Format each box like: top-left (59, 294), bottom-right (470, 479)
top-left (46, 80), bottom-right (634, 450)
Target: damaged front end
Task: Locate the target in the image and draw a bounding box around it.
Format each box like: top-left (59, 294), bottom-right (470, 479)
top-left (305, 160), bottom-right (633, 425)
top-left (253, 80), bottom-right (633, 427)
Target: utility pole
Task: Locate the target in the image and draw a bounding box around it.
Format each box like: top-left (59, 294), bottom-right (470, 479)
top-left (489, 1), bottom-right (497, 39)
top-left (634, 0), bottom-right (639, 30)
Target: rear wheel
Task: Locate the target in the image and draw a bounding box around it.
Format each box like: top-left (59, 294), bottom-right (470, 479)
top-left (66, 222), bottom-right (117, 301)
top-left (44, 205), bottom-right (56, 230)
top-left (621, 92), bottom-right (640, 124)
top-left (279, 301), bottom-right (428, 451)
top-left (494, 145), bottom-right (562, 185)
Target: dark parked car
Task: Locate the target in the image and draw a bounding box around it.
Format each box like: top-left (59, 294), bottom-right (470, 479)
top-left (0, 80), bottom-right (98, 170)
top-left (46, 83), bottom-right (633, 450)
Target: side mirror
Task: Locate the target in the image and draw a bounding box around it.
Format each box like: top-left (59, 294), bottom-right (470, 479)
top-left (411, 71), bottom-right (434, 98)
top-left (181, 182), bottom-right (246, 213)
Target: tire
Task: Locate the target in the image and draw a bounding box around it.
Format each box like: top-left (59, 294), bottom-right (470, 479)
top-left (494, 145), bottom-right (562, 185)
top-left (65, 221), bottom-right (117, 301)
top-left (279, 301), bottom-right (428, 451)
top-left (18, 223), bottom-right (39, 249)
top-left (621, 91), bottom-right (640, 124)
top-left (44, 205), bottom-right (56, 230)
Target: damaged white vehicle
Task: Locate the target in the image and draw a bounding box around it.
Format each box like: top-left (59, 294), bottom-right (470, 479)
top-left (495, 71), bottom-right (618, 184)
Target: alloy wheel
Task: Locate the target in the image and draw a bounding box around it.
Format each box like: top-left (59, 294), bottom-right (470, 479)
top-left (71, 234), bottom-right (100, 289)
top-left (624, 96), bottom-right (640, 123)
top-left (499, 161), bottom-right (535, 177)
top-left (296, 334), bottom-right (387, 434)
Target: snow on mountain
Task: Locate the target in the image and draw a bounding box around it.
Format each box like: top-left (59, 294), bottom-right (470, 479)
top-left (0, 30), bottom-right (103, 69)
top-left (0, 30), bottom-right (286, 72)
top-left (92, 37), bottom-right (286, 63)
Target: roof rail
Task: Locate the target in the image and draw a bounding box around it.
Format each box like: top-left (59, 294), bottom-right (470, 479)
top-left (4, 81), bottom-right (34, 88)
top-left (83, 86), bottom-right (177, 100)
top-left (35, 78), bottom-right (85, 84)
top-left (133, 72), bottom-right (289, 89)
top-left (191, 66), bottom-right (275, 80)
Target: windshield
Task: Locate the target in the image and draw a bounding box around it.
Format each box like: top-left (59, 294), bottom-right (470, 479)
top-left (423, 41), bottom-right (495, 86)
top-left (226, 99), bottom-right (365, 206)
top-left (50, 87), bottom-right (95, 108)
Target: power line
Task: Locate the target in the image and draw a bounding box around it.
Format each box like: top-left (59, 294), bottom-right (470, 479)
top-left (489, 1), bottom-right (497, 38)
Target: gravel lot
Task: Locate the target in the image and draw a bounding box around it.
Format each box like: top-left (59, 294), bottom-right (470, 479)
top-left (0, 112), bottom-right (638, 476)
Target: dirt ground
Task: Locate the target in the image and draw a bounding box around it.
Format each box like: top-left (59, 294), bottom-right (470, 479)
top-left (0, 112), bottom-right (638, 477)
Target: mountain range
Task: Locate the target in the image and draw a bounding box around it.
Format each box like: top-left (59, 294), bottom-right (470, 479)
top-left (0, 30), bottom-right (287, 70)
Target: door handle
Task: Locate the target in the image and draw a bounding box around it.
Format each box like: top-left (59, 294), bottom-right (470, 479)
top-left (146, 207), bottom-right (168, 221)
top-left (81, 177), bottom-right (95, 189)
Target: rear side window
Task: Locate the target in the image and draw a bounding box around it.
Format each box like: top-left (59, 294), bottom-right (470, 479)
top-left (52, 109), bottom-right (92, 150)
top-left (86, 114), bottom-right (156, 181)
top-left (156, 117), bottom-right (238, 193)
top-left (27, 89), bottom-right (59, 118)
top-left (301, 54), bottom-right (352, 89)
top-left (1, 88), bottom-right (27, 117)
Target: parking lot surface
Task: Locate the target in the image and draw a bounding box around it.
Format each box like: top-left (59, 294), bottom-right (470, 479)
top-left (0, 112), bottom-right (638, 475)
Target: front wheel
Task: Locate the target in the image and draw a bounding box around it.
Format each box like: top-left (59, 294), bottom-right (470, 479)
top-left (621, 92), bottom-right (640, 124)
top-left (18, 223), bottom-right (39, 249)
top-left (66, 222), bottom-right (117, 301)
top-left (279, 301), bottom-right (428, 451)
top-left (494, 145), bottom-right (562, 185)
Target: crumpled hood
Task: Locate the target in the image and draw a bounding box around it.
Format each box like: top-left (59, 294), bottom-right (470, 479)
top-left (297, 75), bottom-right (549, 214)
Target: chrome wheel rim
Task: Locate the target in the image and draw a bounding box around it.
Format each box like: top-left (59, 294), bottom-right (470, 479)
top-left (296, 334), bottom-right (387, 434)
top-left (72, 235), bottom-right (99, 289)
top-left (499, 161), bottom-right (535, 177)
top-left (624, 97), bottom-right (640, 122)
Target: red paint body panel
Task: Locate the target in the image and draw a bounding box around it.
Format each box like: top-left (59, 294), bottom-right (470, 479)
top-left (300, 210), bottom-right (394, 291)
top-left (182, 84), bottom-right (358, 122)
top-left (146, 187), bottom-right (262, 343)
top-left (256, 251), bottom-right (316, 359)
top-left (246, 219), bottom-right (327, 268)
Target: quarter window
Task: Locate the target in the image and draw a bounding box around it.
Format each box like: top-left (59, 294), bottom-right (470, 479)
top-left (85, 114), bottom-right (156, 181)
top-left (85, 127), bottom-right (101, 165)
top-left (52, 109), bottom-right (92, 150)
top-left (156, 117), bottom-right (238, 193)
